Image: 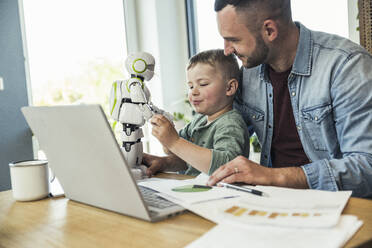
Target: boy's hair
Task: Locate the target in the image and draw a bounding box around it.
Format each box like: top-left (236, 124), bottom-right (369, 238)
top-left (187, 49), bottom-right (240, 82)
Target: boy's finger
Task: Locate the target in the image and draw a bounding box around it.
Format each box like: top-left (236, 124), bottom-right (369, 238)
top-left (150, 117), bottom-right (162, 126)
top-left (152, 114), bottom-right (164, 121)
top-left (154, 114), bottom-right (169, 123)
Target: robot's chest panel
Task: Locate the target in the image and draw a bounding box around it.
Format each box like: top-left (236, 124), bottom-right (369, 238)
top-left (119, 103), bottom-right (146, 126)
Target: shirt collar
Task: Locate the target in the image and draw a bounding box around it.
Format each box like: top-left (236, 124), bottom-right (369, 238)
top-left (258, 22), bottom-right (313, 80)
top-left (291, 22), bottom-right (313, 76)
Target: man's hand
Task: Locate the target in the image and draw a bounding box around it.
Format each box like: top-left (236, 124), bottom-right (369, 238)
top-left (206, 156), bottom-right (309, 189)
top-left (207, 156), bottom-right (274, 186)
top-left (150, 114), bottom-right (179, 149)
top-left (142, 153), bottom-right (167, 177)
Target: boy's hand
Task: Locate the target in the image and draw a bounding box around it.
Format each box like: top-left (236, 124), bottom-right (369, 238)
top-left (150, 114), bottom-right (179, 149)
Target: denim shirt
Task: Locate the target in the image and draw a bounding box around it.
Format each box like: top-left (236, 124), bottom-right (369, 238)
top-left (234, 22), bottom-right (372, 198)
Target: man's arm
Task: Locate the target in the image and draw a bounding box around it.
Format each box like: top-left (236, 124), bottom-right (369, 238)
top-left (300, 52), bottom-right (372, 197)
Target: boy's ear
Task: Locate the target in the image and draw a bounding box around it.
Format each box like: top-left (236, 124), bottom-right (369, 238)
top-left (226, 78), bottom-right (238, 96)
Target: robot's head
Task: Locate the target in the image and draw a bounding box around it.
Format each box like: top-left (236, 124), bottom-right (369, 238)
top-left (125, 52), bottom-right (155, 81)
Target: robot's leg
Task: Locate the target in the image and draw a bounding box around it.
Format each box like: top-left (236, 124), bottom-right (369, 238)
top-left (121, 141), bottom-right (143, 167)
top-left (123, 123), bottom-right (137, 136)
top-left (121, 125), bottom-right (147, 180)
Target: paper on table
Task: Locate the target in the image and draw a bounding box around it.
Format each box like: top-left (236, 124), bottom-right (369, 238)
top-left (158, 185), bottom-right (351, 229)
top-left (185, 215), bottom-right (363, 248)
top-left (187, 173), bottom-right (210, 184)
top-left (218, 186), bottom-right (351, 228)
top-left (138, 176), bottom-right (242, 205)
top-left (140, 177), bottom-right (350, 228)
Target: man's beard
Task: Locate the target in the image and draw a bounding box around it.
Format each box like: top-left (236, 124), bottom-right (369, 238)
top-left (239, 34), bottom-right (269, 69)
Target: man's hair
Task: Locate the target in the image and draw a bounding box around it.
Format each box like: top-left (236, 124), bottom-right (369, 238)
top-left (214, 0), bottom-right (292, 32)
top-left (187, 49), bottom-right (240, 82)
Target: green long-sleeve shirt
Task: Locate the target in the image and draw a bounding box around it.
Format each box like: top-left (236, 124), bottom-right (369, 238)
top-left (179, 109), bottom-right (250, 176)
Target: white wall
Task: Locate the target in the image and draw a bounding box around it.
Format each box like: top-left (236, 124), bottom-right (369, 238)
top-left (0, 0), bottom-right (34, 191)
top-left (124, 0), bottom-right (189, 111)
top-left (124, 0), bottom-right (189, 154)
top-left (348, 0), bottom-right (360, 44)
top-left (196, 0), bottom-right (360, 52)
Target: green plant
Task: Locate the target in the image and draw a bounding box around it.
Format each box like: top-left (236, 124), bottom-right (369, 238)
top-left (173, 112), bottom-right (190, 123)
top-left (250, 134), bottom-right (261, 153)
top-left (171, 94), bottom-right (194, 124)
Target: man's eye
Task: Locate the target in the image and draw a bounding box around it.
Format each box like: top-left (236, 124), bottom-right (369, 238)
top-left (189, 86), bottom-right (193, 89)
top-left (226, 38), bottom-right (239, 43)
top-left (200, 83), bottom-right (208, 87)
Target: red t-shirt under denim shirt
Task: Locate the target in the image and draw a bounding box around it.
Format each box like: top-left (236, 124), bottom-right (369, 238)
top-left (268, 66), bottom-right (310, 168)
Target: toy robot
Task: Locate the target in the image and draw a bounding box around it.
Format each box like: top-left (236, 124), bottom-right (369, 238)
top-left (109, 52), bottom-right (173, 179)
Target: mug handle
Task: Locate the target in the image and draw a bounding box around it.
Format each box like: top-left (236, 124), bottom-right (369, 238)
top-left (49, 167), bottom-right (56, 183)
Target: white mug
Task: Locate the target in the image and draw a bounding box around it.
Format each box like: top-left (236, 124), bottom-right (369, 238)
top-left (9, 160), bottom-right (52, 201)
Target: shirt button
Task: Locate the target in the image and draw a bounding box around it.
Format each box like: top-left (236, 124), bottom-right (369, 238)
top-left (252, 115), bottom-right (256, 119)
top-left (297, 126), bottom-right (301, 130)
top-left (269, 94), bottom-right (272, 97)
top-left (314, 116), bottom-right (318, 121)
top-left (268, 125), bottom-right (272, 128)
top-left (291, 92), bottom-right (296, 96)
top-left (264, 155), bottom-right (268, 159)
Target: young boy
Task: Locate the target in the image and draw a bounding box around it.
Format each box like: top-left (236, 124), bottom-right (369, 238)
top-left (145, 49), bottom-right (249, 176)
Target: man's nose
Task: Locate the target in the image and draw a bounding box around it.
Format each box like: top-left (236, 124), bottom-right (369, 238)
top-left (224, 41), bottom-right (234, 55)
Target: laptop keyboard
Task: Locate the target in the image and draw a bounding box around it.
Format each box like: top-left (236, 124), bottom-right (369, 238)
top-left (139, 186), bottom-right (177, 209)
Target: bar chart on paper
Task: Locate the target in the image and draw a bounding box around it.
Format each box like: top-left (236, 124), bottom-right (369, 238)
top-left (218, 186), bottom-right (352, 228)
top-left (224, 205), bottom-right (323, 219)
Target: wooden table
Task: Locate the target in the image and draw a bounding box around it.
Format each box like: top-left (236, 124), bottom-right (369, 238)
top-left (1, 174), bottom-right (372, 248)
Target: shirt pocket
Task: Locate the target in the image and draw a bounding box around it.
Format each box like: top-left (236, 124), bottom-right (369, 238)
top-left (301, 103), bottom-right (333, 151)
top-left (234, 102), bottom-right (265, 141)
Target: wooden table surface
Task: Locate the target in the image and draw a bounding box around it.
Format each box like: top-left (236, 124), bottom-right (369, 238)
top-left (0, 173), bottom-right (371, 248)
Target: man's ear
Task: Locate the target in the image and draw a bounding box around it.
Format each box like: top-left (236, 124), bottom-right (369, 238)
top-left (226, 78), bottom-right (238, 96)
top-left (262, 19), bottom-right (278, 42)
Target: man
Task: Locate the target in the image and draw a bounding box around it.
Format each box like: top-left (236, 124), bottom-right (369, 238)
top-left (205, 0), bottom-right (372, 198)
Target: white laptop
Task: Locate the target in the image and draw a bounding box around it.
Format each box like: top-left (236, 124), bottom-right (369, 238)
top-left (21, 104), bottom-right (184, 222)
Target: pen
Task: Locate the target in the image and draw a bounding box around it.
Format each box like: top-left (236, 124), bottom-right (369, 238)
top-left (218, 182), bottom-right (268, 197)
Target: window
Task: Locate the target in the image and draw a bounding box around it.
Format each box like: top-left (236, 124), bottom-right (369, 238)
top-left (291, 0), bottom-right (349, 38)
top-left (22, 0), bottom-right (127, 116)
top-left (22, 0), bottom-right (128, 159)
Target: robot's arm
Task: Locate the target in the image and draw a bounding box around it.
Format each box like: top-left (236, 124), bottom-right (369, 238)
top-left (127, 78), bottom-right (173, 122)
top-left (127, 78), bottom-right (148, 103)
top-left (126, 78), bottom-right (153, 120)
top-left (146, 102), bottom-right (174, 122)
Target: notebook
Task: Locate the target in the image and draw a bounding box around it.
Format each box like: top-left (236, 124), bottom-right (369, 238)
top-left (21, 104), bottom-right (184, 222)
